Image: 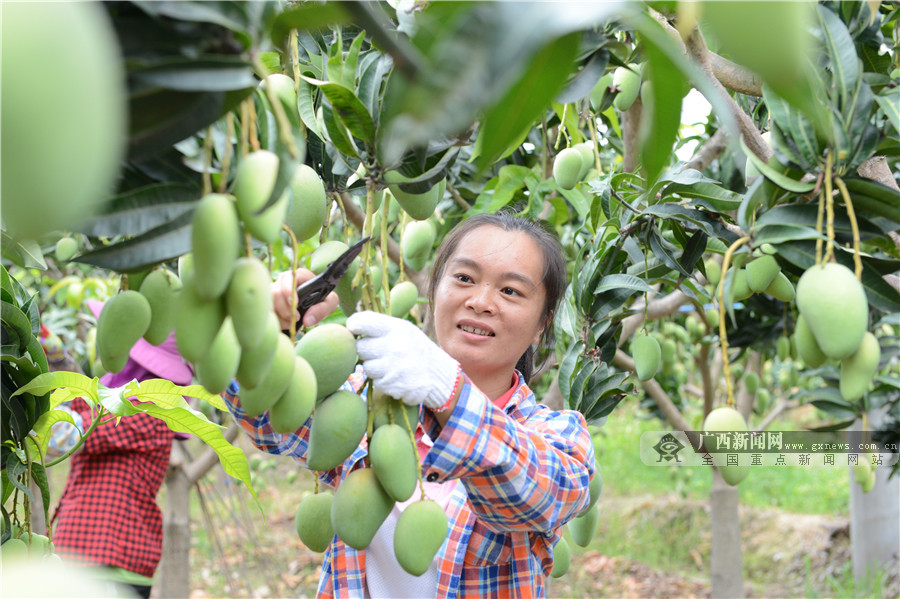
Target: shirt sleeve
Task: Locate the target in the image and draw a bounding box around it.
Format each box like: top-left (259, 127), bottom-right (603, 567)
top-left (421, 375), bottom-right (595, 536)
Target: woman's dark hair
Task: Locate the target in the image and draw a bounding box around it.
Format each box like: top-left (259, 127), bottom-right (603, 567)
top-left (427, 211), bottom-right (567, 383)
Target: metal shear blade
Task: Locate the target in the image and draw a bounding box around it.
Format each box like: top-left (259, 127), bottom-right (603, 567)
top-left (294, 236), bottom-right (371, 321)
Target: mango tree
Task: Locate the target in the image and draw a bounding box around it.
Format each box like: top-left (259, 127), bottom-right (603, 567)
top-left (2, 2), bottom-right (898, 598)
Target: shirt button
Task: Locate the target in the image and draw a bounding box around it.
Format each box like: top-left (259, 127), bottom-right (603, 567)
top-left (426, 472), bottom-right (439, 482)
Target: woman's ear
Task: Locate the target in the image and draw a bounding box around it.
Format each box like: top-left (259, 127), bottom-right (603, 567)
top-left (532, 311), bottom-right (553, 345)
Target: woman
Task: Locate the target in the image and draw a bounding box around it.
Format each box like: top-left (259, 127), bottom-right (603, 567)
top-left (224, 212), bottom-right (596, 598)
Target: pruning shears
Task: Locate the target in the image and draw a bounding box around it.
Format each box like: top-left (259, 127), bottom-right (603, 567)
top-left (293, 236), bottom-right (371, 323)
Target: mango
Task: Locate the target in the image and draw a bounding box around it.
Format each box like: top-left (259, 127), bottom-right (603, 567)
top-left (794, 314), bottom-right (826, 368)
top-left (393, 499), bottom-right (449, 576)
top-left (776, 336), bottom-right (790, 361)
top-left (195, 317), bottom-right (241, 395)
top-left (550, 536), bottom-right (571, 578)
top-left (307, 390), bottom-right (368, 471)
top-left (612, 64), bottom-right (641, 111)
top-left (743, 371), bottom-right (760, 395)
top-left (55, 237), bottom-right (78, 262)
top-left (332, 467), bottom-right (394, 550)
top-left (755, 388), bottom-right (771, 414)
top-left (309, 240), bottom-right (351, 273)
top-left (589, 72), bottom-right (614, 111)
top-left (840, 331), bottom-right (880, 401)
top-left (703, 406), bottom-right (750, 486)
top-left (573, 141), bottom-right (595, 180)
top-left (797, 262), bottom-right (868, 360)
top-left (174, 278), bottom-right (227, 364)
top-left (552, 147), bottom-right (584, 191)
top-left (240, 333), bottom-right (295, 417)
top-left (139, 268), bottom-right (183, 345)
top-left (861, 468), bottom-right (876, 493)
top-left (746, 255), bottom-right (780, 293)
top-left (0, 538), bottom-right (28, 560)
top-left (97, 291), bottom-right (152, 373)
top-left (233, 150), bottom-right (289, 244)
top-left (389, 281), bottom-right (419, 319)
top-left (372, 391), bottom-right (419, 430)
top-left (236, 312), bottom-right (280, 390)
top-left (384, 171), bottom-right (444, 220)
top-left (724, 268), bottom-right (753, 303)
top-left (369, 423), bottom-right (419, 502)
top-left (294, 324), bottom-right (358, 402)
top-left (568, 502), bottom-right (598, 547)
top-left (704, 258), bottom-right (721, 287)
top-left (269, 355), bottom-right (318, 433)
top-left (226, 257), bottom-right (273, 353)
top-left (259, 73), bottom-right (300, 128)
top-left (285, 163), bottom-right (328, 243)
top-left (660, 339), bottom-right (677, 364)
top-left (853, 458), bottom-right (871, 485)
top-left (578, 462), bottom-right (603, 516)
top-left (295, 491), bottom-right (335, 553)
top-left (1, 2), bottom-right (126, 240)
top-left (401, 220), bottom-right (436, 268)
top-left (764, 271), bottom-right (795, 302)
top-left (191, 193), bottom-right (241, 300)
top-left (632, 334), bottom-right (661, 381)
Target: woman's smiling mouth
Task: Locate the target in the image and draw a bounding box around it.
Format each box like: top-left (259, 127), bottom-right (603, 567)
top-left (458, 324), bottom-right (495, 337)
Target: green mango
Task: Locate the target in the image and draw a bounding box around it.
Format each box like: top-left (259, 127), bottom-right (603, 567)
top-left (307, 390), bottom-right (368, 471)
top-left (660, 339), bottom-right (677, 364)
top-left (764, 271), bottom-right (795, 302)
top-left (393, 499), bottom-right (449, 576)
top-left (589, 72), bottom-right (614, 112)
top-left (236, 312), bottom-right (280, 390)
top-left (191, 193), bottom-right (241, 300)
top-left (550, 536), bottom-right (571, 578)
top-left (240, 333), bottom-right (295, 417)
top-left (725, 268), bottom-right (753, 303)
top-left (174, 278), bottom-right (227, 364)
top-left (195, 317), bottom-right (241, 395)
top-left (294, 323), bottom-right (359, 402)
top-left (704, 259), bottom-right (722, 287)
top-left (861, 468), bottom-right (876, 493)
top-left (139, 267), bottom-right (183, 345)
top-left (568, 503), bottom-right (598, 547)
top-left (309, 240), bottom-right (351, 273)
top-left (631, 334), bottom-right (661, 381)
top-left (797, 262), bottom-right (868, 360)
top-left (295, 491), bottom-right (334, 553)
top-left (0, 538), bottom-right (28, 560)
top-left (285, 163), bottom-right (328, 243)
top-left (703, 406), bottom-right (750, 486)
top-left (55, 237), bottom-right (78, 262)
top-left (794, 314), bottom-right (827, 368)
top-left (840, 331), bottom-right (880, 401)
top-left (97, 291), bottom-right (152, 373)
top-left (743, 372), bottom-right (760, 395)
top-left (612, 64), bottom-right (641, 111)
top-left (853, 459), bottom-right (871, 485)
top-left (1, 2), bottom-right (126, 241)
top-left (226, 257), bottom-right (273, 353)
top-left (776, 336), bottom-right (791, 361)
top-left (401, 220), bottom-right (436, 267)
top-left (573, 141), bottom-right (594, 180)
top-left (259, 74), bottom-right (300, 128)
top-left (384, 172), bottom-right (444, 221)
top-left (745, 255), bottom-right (780, 293)
top-left (372, 391), bottom-right (419, 430)
top-left (389, 281), bottom-right (419, 319)
top-left (369, 423), bottom-right (419, 502)
top-left (332, 467), bottom-right (394, 550)
top-left (232, 150), bottom-right (289, 244)
top-left (578, 461), bottom-right (603, 516)
top-left (552, 147), bottom-right (584, 191)
top-left (755, 388), bottom-right (771, 414)
top-left (270, 355), bottom-right (318, 433)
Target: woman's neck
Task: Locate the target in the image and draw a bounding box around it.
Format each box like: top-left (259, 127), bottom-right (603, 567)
top-left (466, 368), bottom-right (517, 402)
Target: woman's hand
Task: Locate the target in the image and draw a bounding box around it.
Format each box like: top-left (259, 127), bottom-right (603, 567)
top-left (271, 269), bottom-right (339, 330)
top-left (346, 311), bottom-right (461, 411)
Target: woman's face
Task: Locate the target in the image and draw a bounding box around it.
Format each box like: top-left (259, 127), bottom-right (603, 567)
top-left (433, 225), bottom-right (547, 386)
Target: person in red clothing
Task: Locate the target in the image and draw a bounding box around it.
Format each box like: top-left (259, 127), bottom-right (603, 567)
top-left (47, 300), bottom-right (194, 599)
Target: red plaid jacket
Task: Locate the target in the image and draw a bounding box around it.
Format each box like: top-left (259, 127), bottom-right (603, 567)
top-left (50, 397), bottom-right (174, 577)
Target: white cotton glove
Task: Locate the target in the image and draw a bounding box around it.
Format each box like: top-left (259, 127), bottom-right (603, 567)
top-left (346, 311), bottom-right (461, 410)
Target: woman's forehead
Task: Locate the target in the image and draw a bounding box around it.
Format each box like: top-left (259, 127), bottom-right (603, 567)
top-left (449, 226), bottom-right (545, 278)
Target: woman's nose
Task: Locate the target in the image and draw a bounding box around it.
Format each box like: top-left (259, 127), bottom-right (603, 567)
top-left (465, 285), bottom-right (496, 314)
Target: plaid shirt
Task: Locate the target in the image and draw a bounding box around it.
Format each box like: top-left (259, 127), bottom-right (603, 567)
top-left (50, 397), bottom-right (174, 577)
top-left (224, 368), bottom-right (594, 599)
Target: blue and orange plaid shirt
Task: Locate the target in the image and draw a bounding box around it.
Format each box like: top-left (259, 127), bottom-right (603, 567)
top-left (223, 368), bottom-right (595, 599)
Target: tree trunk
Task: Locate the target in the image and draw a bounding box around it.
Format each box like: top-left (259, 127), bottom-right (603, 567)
top-left (158, 448), bottom-right (193, 599)
top-left (850, 409), bottom-right (900, 583)
top-left (710, 468), bottom-right (744, 598)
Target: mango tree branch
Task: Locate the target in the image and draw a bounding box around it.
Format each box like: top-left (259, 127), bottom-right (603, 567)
top-left (185, 422), bottom-right (242, 484)
top-left (613, 349), bottom-right (693, 432)
top-left (619, 289), bottom-right (692, 345)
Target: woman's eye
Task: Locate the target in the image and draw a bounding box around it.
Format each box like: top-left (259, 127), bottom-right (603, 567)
top-left (501, 287), bottom-right (519, 296)
top-left (455, 274), bottom-right (472, 283)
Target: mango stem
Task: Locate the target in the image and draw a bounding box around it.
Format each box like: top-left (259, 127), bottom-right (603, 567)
top-left (718, 235), bottom-right (751, 408)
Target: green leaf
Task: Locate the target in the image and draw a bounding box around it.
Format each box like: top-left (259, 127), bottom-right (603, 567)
top-left (74, 211), bottom-right (193, 272)
top-left (79, 183), bottom-right (198, 238)
top-left (665, 182), bottom-right (743, 212)
top-left (296, 72), bottom-right (322, 138)
top-left (270, 2), bottom-right (349, 49)
top-left (475, 32), bottom-right (580, 169)
top-left (875, 89), bottom-right (900, 136)
top-left (0, 233), bottom-right (47, 270)
top-left (741, 138), bottom-right (815, 193)
top-left (125, 379), bottom-right (226, 412)
top-left (31, 408), bottom-right (77, 460)
top-left (29, 462), bottom-right (50, 521)
top-left (840, 177), bottom-right (900, 224)
top-left (641, 204), bottom-right (739, 242)
top-left (139, 403), bottom-right (256, 500)
top-left (593, 273), bottom-right (656, 296)
top-left (816, 4), bottom-right (861, 107)
top-left (309, 78), bottom-right (377, 146)
top-left (764, 88), bottom-right (821, 168)
top-left (639, 21), bottom-right (687, 185)
top-left (753, 224), bottom-right (825, 245)
top-left (1, 301), bottom-right (32, 353)
top-left (321, 103), bottom-right (359, 159)
top-left (649, 229), bottom-right (691, 278)
top-left (11, 371), bottom-right (97, 401)
top-left (131, 57), bottom-right (257, 92)
top-left (98, 385), bottom-right (140, 419)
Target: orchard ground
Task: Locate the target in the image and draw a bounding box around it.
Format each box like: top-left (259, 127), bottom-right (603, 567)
top-left (49, 400), bottom-right (898, 599)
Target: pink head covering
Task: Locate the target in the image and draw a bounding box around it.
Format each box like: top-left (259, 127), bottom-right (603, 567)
top-left (87, 299), bottom-right (194, 385)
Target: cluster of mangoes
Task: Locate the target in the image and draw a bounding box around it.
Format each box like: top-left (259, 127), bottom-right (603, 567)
top-left (294, 390), bottom-right (448, 576)
top-left (0, 524), bottom-right (57, 565)
top-left (588, 63), bottom-right (642, 114)
top-left (552, 141), bottom-right (597, 190)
